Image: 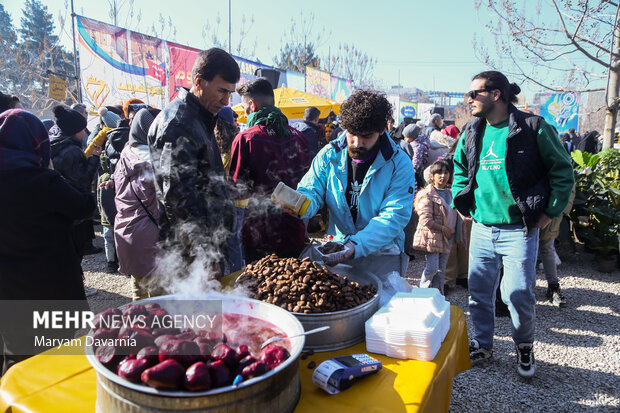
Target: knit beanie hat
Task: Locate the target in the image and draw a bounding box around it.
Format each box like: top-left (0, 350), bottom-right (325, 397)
top-left (218, 106), bottom-right (235, 126)
top-left (52, 105), bottom-right (87, 136)
top-left (403, 124), bottom-right (421, 140)
top-left (442, 124), bottom-right (459, 139)
top-left (107, 105), bottom-right (124, 118)
top-left (98, 107), bottom-right (121, 128)
top-left (123, 98), bottom-right (145, 118)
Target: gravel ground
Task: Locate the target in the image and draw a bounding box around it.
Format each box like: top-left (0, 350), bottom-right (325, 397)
top-left (84, 227), bottom-right (620, 411)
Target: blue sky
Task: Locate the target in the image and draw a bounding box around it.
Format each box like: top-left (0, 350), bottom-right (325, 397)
top-left (2, 0), bottom-right (603, 103)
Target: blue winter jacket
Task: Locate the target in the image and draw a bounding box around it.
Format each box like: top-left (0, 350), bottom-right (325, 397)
top-left (297, 131), bottom-right (415, 259)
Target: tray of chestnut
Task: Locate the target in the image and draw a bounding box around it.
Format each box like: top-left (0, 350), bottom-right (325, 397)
top-left (86, 301), bottom-right (292, 393)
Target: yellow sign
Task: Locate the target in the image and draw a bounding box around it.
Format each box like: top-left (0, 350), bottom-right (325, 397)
top-left (48, 75), bottom-right (66, 100)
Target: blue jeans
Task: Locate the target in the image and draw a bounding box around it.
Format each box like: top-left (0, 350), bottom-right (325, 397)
top-left (419, 240), bottom-right (452, 295)
top-left (102, 225), bottom-right (116, 263)
top-left (468, 222), bottom-right (539, 350)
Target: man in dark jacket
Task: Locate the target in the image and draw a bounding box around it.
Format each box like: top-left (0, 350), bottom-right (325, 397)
top-left (50, 105), bottom-right (101, 259)
top-left (50, 105), bottom-right (100, 190)
top-left (148, 48), bottom-right (240, 279)
top-left (293, 106), bottom-right (322, 160)
top-left (400, 123), bottom-right (421, 258)
top-left (452, 71), bottom-right (574, 378)
top-left (390, 116), bottom-right (414, 142)
top-left (230, 77), bottom-right (310, 263)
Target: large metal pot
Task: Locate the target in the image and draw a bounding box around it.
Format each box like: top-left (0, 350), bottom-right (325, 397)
top-left (293, 264), bottom-right (382, 351)
top-left (85, 293), bottom-right (305, 413)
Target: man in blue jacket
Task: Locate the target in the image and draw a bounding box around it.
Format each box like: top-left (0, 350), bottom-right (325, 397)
top-left (297, 90), bottom-right (415, 278)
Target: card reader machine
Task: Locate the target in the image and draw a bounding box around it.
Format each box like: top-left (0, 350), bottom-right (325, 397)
top-left (312, 354), bottom-right (382, 394)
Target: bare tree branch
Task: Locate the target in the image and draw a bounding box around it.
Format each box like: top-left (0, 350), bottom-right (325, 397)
top-left (475, 0), bottom-right (614, 93)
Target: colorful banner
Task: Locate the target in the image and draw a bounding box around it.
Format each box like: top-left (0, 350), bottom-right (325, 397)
top-left (166, 43), bottom-right (271, 104)
top-left (539, 92), bottom-right (580, 133)
top-left (306, 66), bottom-right (331, 98)
top-left (77, 15), bottom-right (352, 117)
top-left (330, 76), bottom-right (352, 103)
top-left (167, 42), bottom-right (201, 101)
top-left (399, 101), bottom-right (417, 120)
top-left (77, 15), bottom-right (168, 113)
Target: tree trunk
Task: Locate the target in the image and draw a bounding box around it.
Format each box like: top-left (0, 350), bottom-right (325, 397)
top-left (603, 69), bottom-right (619, 149)
top-left (603, 10), bottom-right (620, 150)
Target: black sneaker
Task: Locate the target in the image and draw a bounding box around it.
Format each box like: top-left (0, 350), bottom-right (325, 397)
top-left (547, 284), bottom-right (567, 308)
top-left (469, 339), bottom-right (492, 365)
top-left (106, 261), bottom-right (119, 274)
top-left (516, 342), bottom-right (536, 378)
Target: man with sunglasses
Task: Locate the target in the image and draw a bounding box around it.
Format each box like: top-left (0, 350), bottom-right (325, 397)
top-left (452, 71), bottom-right (573, 378)
top-left (148, 48), bottom-right (240, 279)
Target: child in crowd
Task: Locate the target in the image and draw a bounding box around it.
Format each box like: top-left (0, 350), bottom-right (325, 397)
top-left (413, 160), bottom-right (456, 294)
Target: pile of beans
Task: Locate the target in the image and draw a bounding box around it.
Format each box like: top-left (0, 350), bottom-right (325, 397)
top-left (237, 255), bottom-right (377, 313)
top-left (318, 242), bottom-right (344, 255)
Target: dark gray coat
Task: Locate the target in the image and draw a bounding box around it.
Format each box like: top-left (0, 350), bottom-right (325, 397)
top-left (148, 88), bottom-right (233, 255)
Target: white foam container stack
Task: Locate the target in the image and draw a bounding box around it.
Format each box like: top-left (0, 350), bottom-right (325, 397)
top-left (365, 289), bottom-right (450, 361)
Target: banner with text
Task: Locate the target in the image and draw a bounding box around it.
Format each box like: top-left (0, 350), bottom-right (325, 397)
top-left (167, 42), bottom-right (201, 101)
top-left (306, 66), bottom-right (331, 98)
top-left (77, 15), bottom-right (168, 114)
top-left (400, 101), bottom-right (418, 120)
top-left (166, 43), bottom-right (271, 105)
top-left (539, 92), bottom-right (580, 133)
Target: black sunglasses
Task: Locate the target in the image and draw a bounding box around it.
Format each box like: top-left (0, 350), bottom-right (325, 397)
top-left (466, 88), bottom-right (494, 99)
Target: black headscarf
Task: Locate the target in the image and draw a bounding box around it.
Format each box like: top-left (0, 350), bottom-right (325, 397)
top-left (0, 109), bottom-right (50, 171)
top-left (127, 108), bottom-right (158, 147)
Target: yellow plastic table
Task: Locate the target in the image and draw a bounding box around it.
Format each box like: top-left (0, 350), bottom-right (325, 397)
top-left (0, 307), bottom-right (469, 413)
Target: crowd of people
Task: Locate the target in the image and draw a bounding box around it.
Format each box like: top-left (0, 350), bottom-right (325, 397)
top-left (0, 46), bottom-right (598, 381)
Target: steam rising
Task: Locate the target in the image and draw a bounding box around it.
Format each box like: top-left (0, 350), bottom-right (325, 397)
top-left (147, 139), bottom-right (302, 298)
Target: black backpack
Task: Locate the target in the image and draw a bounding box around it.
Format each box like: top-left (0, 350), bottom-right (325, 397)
top-left (100, 126), bottom-right (130, 175)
